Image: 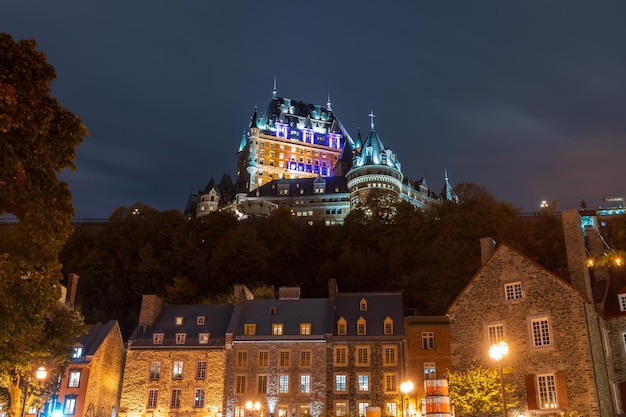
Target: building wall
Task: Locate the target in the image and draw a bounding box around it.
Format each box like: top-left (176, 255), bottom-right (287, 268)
top-left (119, 348), bottom-right (226, 417)
top-left (448, 245), bottom-right (614, 416)
top-left (404, 317), bottom-right (451, 416)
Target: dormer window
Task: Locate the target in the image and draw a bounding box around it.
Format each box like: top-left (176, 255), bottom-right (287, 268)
top-left (197, 316), bottom-right (205, 325)
top-left (357, 317), bottom-right (367, 335)
top-left (300, 323), bottom-right (312, 335)
top-left (175, 316), bottom-right (184, 325)
top-left (72, 347), bottom-right (83, 359)
top-left (272, 324), bottom-right (284, 335)
top-left (384, 317), bottom-right (394, 335)
top-left (337, 318), bottom-right (347, 335)
top-left (619, 294), bottom-right (626, 311)
top-left (153, 333), bottom-right (164, 344)
top-left (359, 298), bottom-right (368, 311)
top-left (244, 324), bottom-right (256, 336)
top-left (199, 333), bottom-right (209, 344)
top-left (269, 307), bottom-right (277, 315)
top-left (175, 333), bottom-right (186, 344)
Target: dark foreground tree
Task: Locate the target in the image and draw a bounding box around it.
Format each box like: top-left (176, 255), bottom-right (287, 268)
top-left (0, 33), bottom-right (87, 416)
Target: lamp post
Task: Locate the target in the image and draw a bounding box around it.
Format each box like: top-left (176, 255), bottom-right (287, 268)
top-left (246, 401), bottom-right (261, 417)
top-left (400, 381), bottom-right (414, 417)
top-left (21, 367), bottom-right (48, 417)
top-left (489, 342), bottom-right (509, 417)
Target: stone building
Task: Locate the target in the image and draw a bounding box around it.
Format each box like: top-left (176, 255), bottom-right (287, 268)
top-left (328, 287), bottom-right (406, 417)
top-left (119, 296), bottom-right (233, 417)
top-left (53, 320), bottom-right (125, 417)
top-left (447, 210), bottom-right (617, 416)
top-left (403, 316), bottom-right (451, 416)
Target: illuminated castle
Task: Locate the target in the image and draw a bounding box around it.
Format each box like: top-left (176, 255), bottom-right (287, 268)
top-left (190, 83), bottom-right (456, 223)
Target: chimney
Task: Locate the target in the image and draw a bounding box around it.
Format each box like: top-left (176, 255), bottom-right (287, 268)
top-left (278, 287), bottom-right (300, 300)
top-left (138, 295), bottom-right (163, 327)
top-left (562, 210), bottom-right (593, 299)
top-left (480, 238), bottom-right (496, 265)
top-left (66, 273), bottom-right (79, 309)
top-left (234, 284), bottom-right (254, 304)
top-left (328, 279), bottom-right (338, 301)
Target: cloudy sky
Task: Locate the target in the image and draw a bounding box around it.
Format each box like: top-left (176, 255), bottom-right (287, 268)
top-left (3, 1), bottom-right (626, 218)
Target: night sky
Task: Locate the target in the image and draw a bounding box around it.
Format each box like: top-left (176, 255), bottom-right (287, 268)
top-left (3, 1), bottom-right (626, 218)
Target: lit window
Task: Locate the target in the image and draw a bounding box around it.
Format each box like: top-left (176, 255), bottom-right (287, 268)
top-left (170, 389), bottom-right (181, 407)
top-left (63, 396), bottom-right (77, 415)
top-left (172, 361), bottom-right (183, 379)
top-left (196, 361), bottom-right (207, 379)
top-left (300, 323), bottom-right (312, 335)
top-left (335, 374), bottom-right (347, 392)
top-left (357, 346), bottom-right (369, 365)
top-left (175, 333), bottom-right (186, 344)
top-left (531, 317), bottom-right (552, 347)
top-left (487, 324), bottom-right (505, 346)
top-left (237, 351), bottom-right (248, 367)
top-left (300, 374), bottom-right (311, 393)
top-left (386, 402), bottom-right (398, 417)
top-left (357, 317), bottom-right (367, 335)
top-left (504, 282), bottom-right (523, 300)
top-left (300, 350), bottom-right (311, 367)
top-left (175, 317), bottom-right (183, 325)
top-left (422, 332), bottom-right (435, 350)
top-left (384, 346), bottom-right (397, 365)
top-left (359, 299), bottom-right (368, 310)
top-left (335, 346), bottom-right (347, 365)
top-left (279, 375), bottom-right (290, 393)
top-left (199, 333), bottom-right (209, 344)
top-left (236, 375), bottom-right (246, 394)
top-left (68, 370), bottom-right (81, 388)
top-left (149, 362), bottom-right (161, 380)
top-left (196, 316), bottom-right (205, 325)
top-left (537, 374), bottom-right (558, 409)
top-left (71, 347), bottom-right (82, 359)
top-left (147, 389), bottom-right (158, 408)
top-left (358, 374), bottom-right (369, 392)
top-left (335, 402), bottom-right (347, 416)
top-left (257, 375), bottom-right (268, 394)
top-left (619, 294), bottom-right (626, 311)
top-left (258, 351), bottom-right (268, 367)
top-left (244, 324), bottom-right (256, 336)
top-left (280, 351), bottom-right (290, 367)
top-left (337, 318), bottom-right (347, 335)
top-left (358, 402), bottom-right (369, 417)
top-left (194, 389), bottom-right (205, 407)
top-left (272, 324), bottom-right (284, 335)
top-left (384, 317), bottom-right (394, 335)
top-left (424, 362), bottom-right (436, 379)
top-left (153, 333), bottom-right (163, 344)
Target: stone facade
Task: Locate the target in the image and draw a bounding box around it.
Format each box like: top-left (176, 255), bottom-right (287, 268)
top-left (448, 236), bottom-right (616, 416)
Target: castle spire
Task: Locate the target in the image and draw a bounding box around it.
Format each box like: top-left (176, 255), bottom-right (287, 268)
top-left (272, 77), bottom-right (277, 99)
top-left (327, 90), bottom-right (332, 111)
top-left (369, 110), bottom-right (376, 130)
top-left (249, 105), bottom-right (258, 129)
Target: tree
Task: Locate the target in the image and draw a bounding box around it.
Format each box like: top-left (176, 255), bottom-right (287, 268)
top-left (446, 366), bottom-right (517, 417)
top-left (0, 33), bottom-right (87, 416)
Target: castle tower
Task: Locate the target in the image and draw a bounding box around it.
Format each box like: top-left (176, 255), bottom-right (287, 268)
top-left (346, 111), bottom-right (403, 207)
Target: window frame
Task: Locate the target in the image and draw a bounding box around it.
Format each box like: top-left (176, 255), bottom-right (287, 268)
top-left (530, 316), bottom-right (552, 347)
top-left (67, 369), bottom-right (81, 388)
top-left (422, 332), bottom-right (435, 350)
top-left (504, 281), bottom-right (523, 300)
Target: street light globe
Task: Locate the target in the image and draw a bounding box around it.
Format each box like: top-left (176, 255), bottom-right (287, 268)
top-left (246, 401), bottom-right (253, 411)
top-left (400, 381), bottom-right (414, 394)
top-left (35, 367), bottom-right (47, 380)
top-left (489, 341), bottom-right (509, 361)
top-left (254, 402), bottom-right (261, 411)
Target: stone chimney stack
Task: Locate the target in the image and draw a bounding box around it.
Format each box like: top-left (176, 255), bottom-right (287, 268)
top-left (66, 273), bottom-right (79, 309)
top-left (480, 237), bottom-right (497, 265)
top-left (138, 295), bottom-right (163, 327)
top-left (233, 284), bottom-right (254, 304)
top-left (562, 210), bottom-right (593, 299)
top-left (278, 287), bottom-right (300, 300)
top-left (328, 279), bottom-right (338, 301)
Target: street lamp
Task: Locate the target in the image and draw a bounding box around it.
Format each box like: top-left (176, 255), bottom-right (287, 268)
top-left (21, 367), bottom-right (48, 417)
top-left (489, 342), bottom-right (509, 417)
top-left (400, 381), bottom-right (414, 417)
top-left (245, 401), bottom-right (261, 417)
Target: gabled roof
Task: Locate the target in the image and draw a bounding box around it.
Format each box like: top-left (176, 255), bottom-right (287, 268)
top-left (246, 176), bottom-right (348, 198)
top-left (74, 320), bottom-right (120, 358)
top-left (334, 292), bottom-right (405, 337)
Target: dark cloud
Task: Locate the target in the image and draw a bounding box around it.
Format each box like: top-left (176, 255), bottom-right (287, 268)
top-left (3, 1), bottom-right (626, 217)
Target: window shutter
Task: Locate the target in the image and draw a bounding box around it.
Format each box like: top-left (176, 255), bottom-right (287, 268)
top-left (556, 371), bottom-right (568, 409)
top-left (525, 374), bottom-right (538, 410)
